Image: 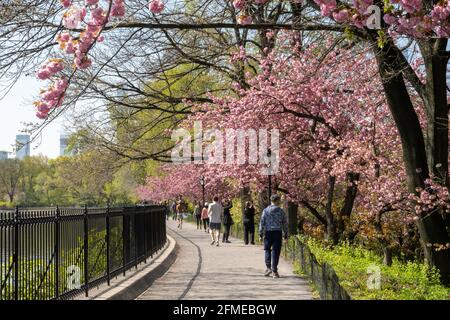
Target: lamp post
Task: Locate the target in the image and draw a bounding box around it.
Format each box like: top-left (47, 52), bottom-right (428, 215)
top-left (200, 175), bottom-right (205, 206)
top-left (267, 148), bottom-right (272, 203)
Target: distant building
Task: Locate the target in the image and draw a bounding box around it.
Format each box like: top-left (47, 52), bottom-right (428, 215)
top-left (0, 151), bottom-right (8, 160)
top-left (60, 133), bottom-right (79, 156)
top-left (60, 134), bottom-right (70, 156)
top-left (15, 135), bottom-right (30, 160)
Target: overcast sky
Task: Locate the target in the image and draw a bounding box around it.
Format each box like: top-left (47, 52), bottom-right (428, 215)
top-left (0, 76), bottom-right (62, 159)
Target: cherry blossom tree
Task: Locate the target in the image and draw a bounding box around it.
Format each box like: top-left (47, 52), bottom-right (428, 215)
top-left (1, 0), bottom-right (449, 282)
top-left (139, 41), bottom-right (417, 254)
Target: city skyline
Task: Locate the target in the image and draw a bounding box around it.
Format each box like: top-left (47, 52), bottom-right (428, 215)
top-left (0, 132), bottom-right (74, 159)
top-left (0, 75), bottom-right (61, 158)
top-left (15, 134), bottom-right (31, 160)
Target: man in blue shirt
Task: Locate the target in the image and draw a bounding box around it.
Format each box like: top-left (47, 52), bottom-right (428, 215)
top-left (259, 194), bottom-right (288, 278)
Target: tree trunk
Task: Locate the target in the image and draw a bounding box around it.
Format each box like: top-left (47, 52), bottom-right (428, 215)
top-left (375, 211), bottom-right (393, 266)
top-left (240, 186), bottom-right (251, 219)
top-left (376, 40), bottom-right (450, 284)
top-left (418, 39), bottom-right (449, 184)
top-left (284, 200), bottom-right (298, 235)
top-left (383, 246), bottom-right (393, 267)
top-left (258, 189), bottom-right (269, 212)
top-left (375, 41), bottom-right (429, 191)
top-left (337, 172), bottom-right (359, 238)
top-left (325, 176), bottom-right (337, 244)
top-left (416, 210), bottom-right (450, 285)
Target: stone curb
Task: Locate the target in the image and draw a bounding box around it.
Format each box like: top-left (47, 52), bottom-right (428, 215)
top-left (84, 235), bottom-right (177, 300)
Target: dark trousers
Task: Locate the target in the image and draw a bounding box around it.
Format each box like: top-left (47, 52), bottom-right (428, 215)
top-left (264, 231), bottom-right (282, 272)
top-left (195, 216), bottom-right (202, 229)
top-left (222, 224), bottom-right (231, 241)
top-left (202, 218), bottom-right (209, 230)
top-left (243, 223), bottom-right (255, 245)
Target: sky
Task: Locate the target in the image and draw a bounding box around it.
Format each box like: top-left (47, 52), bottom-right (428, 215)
top-left (0, 76), bottom-right (62, 159)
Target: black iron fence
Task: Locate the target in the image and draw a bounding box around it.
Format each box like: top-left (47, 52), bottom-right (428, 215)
top-left (281, 237), bottom-right (351, 300)
top-left (0, 205), bottom-right (167, 300)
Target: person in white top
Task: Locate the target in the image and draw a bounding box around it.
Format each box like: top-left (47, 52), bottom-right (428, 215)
top-left (207, 196), bottom-right (224, 246)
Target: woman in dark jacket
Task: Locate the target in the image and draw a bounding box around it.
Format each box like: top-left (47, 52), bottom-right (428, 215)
top-left (222, 200), bottom-right (233, 243)
top-left (243, 201), bottom-right (256, 245)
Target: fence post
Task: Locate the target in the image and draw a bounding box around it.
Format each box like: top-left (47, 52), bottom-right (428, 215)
top-left (143, 208), bottom-right (147, 263)
top-left (13, 206), bottom-right (19, 301)
top-left (106, 204), bottom-right (110, 286)
top-left (83, 205), bottom-right (89, 297)
top-left (134, 206), bottom-right (138, 269)
top-left (122, 208), bottom-right (130, 277)
top-left (54, 206), bottom-right (60, 299)
top-left (292, 237), bottom-right (296, 261)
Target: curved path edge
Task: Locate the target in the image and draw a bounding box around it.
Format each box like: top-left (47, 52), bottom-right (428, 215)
top-left (84, 235), bottom-right (177, 300)
top-left (138, 221), bottom-right (313, 300)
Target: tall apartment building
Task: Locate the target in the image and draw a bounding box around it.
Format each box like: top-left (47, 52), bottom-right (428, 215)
top-left (15, 134), bottom-right (30, 160)
top-left (60, 134), bottom-right (70, 156)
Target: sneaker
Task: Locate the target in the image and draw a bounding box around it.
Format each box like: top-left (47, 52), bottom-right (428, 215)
top-left (226, 240), bottom-right (231, 243)
top-left (272, 271), bottom-right (280, 278)
top-left (210, 240), bottom-right (215, 245)
top-left (264, 268), bottom-right (272, 277)
top-left (216, 241), bottom-right (220, 247)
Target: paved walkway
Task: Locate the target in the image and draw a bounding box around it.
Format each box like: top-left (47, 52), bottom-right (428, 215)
top-left (137, 220), bottom-right (313, 300)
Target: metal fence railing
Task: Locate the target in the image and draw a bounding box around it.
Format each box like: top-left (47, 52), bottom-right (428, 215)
top-left (0, 205), bottom-right (167, 300)
top-left (281, 237), bottom-right (351, 300)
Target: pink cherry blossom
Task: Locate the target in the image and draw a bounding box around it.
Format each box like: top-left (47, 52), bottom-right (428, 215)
top-left (232, 0), bottom-right (246, 9)
top-left (149, 0), bottom-right (164, 14)
top-left (85, 0), bottom-right (99, 6)
top-left (111, 0), bottom-right (126, 17)
top-left (60, 0), bottom-right (72, 8)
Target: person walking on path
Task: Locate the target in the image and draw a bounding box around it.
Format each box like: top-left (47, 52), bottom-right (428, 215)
top-left (171, 201), bottom-right (177, 221)
top-left (194, 201), bottom-right (202, 229)
top-left (176, 200), bottom-right (186, 230)
top-left (222, 199), bottom-right (233, 243)
top-left (165, 201), bottom-right (170, 220)
top-left (259, 194), bottom-right (288, 278)
top-left (201, 203), bottom-right (209, 233)
top-left (243, 201), bottom-right (256, 245)
top-left (208, 196), bottom-right (223, 246)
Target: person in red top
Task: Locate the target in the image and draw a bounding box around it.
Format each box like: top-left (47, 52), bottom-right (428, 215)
top-left (201, 203), bottom-right (209, 233)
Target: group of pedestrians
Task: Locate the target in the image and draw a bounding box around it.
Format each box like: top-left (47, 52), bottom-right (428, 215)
top-left (191, 197), bottom-right (234, 246)
top-left (168, 194), bottom-right (289, 279)
top-left (168, 198), bottom-right (188, 229)
top-left (192, 201), bottom-right (211, 232)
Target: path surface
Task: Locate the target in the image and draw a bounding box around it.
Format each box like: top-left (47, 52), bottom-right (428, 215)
top-left (137, 220), bottom-right (313, 300)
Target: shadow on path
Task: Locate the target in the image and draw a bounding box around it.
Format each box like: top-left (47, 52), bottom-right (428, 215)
top-left (137, 220), bottom-right (313, 300)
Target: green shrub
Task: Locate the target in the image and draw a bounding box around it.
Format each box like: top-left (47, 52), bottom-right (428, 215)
top-left (300, 236), bottom-right (450, 300)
